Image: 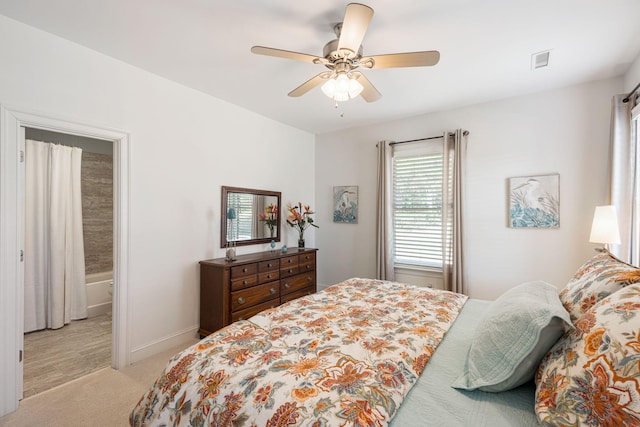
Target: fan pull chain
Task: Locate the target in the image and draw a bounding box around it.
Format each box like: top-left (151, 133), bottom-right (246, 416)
top-left (332, 101), bottom-right (345, 118)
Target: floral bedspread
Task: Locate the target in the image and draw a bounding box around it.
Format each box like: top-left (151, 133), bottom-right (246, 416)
top-left (130, 278), bottom-right (467, 427)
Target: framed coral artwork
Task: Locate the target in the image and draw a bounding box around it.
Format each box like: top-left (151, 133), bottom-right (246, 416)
top-left (333, 186), bottom-right (358, 223)
top-left (508, 174), bottom-right (559, 228)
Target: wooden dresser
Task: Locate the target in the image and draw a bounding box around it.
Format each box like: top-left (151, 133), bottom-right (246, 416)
top-left (198, 248), bottom-right (317, 337)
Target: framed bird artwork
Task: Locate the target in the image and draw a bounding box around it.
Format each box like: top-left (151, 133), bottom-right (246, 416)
top-left (508, 174), bottom-right (560, 228)
top-left (333, 186), bottom-right (358, 223)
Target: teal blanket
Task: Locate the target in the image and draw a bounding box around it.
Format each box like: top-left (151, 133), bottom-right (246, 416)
top-left (390, 299), bottom-right (540, 426)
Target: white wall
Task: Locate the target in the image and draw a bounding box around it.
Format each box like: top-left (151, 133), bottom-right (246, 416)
top-left (315, 77), bottom-right (623, 300)
top-left (624, 54), bottom-right (640, 92)
top-left (0, 14), bottom-right (315, 367)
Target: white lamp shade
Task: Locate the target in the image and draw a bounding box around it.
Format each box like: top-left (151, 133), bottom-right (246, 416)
top-left (321, 78), bottom-right (336, 98)
top-left (335, 73), bottom-right (350, 93)
top-left (589, 205), bottom-right (621, 245)
top-left (321, 73), bottom-right (363, 101)
top-left (348, 77), bottom-right (363, 98)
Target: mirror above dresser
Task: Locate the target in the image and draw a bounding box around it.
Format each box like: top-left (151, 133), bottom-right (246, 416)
top-left (221, 186), bottom-right (281, 248)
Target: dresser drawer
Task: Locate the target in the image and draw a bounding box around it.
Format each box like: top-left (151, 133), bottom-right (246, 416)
top-left (259, 260), bottom-right (279, 272)
top-left (231, 275), bottom-right (258, 291)
top-left (299, 261), bottom-right (315, 274)
top-left (231, 263), bottom-right (258, 279)
top-left (280, 255), bottom-right (298, 268)
top-left (281, 273), bottom-right (315, 295)
top-left (280, 265), bottom-right (299, 278)
top-left (258, 270), bottom-right (280, 284)
top-left (299, 252), bottom-right (316, 264)
top-left (231, 298), bottom-right (279, 322)
top-left (231, 282), bottom-right (280, 311)
top-left (281, 285), bottom-right (315, 304)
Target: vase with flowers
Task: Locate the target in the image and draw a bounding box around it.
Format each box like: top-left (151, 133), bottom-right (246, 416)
top-left (258, 203), bottom-right (278, 238)
top-left (287, 202), bottom-right (319, 248)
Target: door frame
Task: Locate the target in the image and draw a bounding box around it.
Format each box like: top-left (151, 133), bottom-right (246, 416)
top-left (0, 104), bottom-right (131, 416)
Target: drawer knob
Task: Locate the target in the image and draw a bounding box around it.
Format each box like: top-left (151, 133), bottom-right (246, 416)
top-left (268, 263), bottom-right (273, 267)
top-left (270, 287), bottom-right (276, 295)
top-left (267, 274), bottom-right (272, 279)
top-left (284, 283), bottom-right (291, 289)
top-left (288, 269), bottom-right (293, 273)
top-left (243, 279), bottom-right (248, 285)
top-left (307, 276), bottom-right (312, 282)
top-left (306, 265), bottom-right (311, 270)
top-left (237, 296), bottom-right (246, 305)
top-left (242, 268), bottom-right (248, 273)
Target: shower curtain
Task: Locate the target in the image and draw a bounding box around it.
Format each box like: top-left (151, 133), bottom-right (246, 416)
top-left (24, 139), bottom-right (87, 333)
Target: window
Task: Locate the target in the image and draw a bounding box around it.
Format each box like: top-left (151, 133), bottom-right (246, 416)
top-left (392, 142), bottom-right (444, 269)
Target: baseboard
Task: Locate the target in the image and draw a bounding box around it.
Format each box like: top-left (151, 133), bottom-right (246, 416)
top-left (317, 283), bottom-right (331, 291)
top-left (87, 302), bottom-right (111, 318)
top-left (129, 325), bottom-right (199, 364)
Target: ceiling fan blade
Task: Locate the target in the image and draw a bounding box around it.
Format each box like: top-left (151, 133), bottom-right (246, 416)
top-left (288, 72), bottom-right (333, 97)
top-left (353, 72), bottom-right (381, 102)
top-left (337, 3), bottom-right (374, 54)
top-left (251, 46), bottom-right (323, 64)
top-left (361, 51), bottom-right (440, 69)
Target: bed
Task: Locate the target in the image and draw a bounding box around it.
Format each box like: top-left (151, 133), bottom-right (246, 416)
top-left (130, 253), bottom-right (640, 426)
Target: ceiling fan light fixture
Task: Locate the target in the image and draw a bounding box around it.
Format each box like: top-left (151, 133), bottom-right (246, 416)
top-left (348, 75), bottom-right (364, 98)
top-left (321, 73), bottom-right (363, 102)
top-left (321, 77), bottom-right (337, 98)
top-left (252, 3), bottom-right (441, 103)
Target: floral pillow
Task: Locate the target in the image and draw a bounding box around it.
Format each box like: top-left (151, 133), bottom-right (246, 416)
top-left (535, 284), bottom-right (640, 426)
top-left (559, 252), bottom-right (640, 323)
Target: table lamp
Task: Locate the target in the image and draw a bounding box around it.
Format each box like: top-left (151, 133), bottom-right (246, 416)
top-left (589, 205), bottom-right (621, 252)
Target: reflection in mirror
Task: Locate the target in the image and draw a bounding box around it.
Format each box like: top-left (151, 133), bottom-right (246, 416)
top-left (221, 186), bottom-right (281, 248)
top-left (226, 193), bottom-right (279, 241)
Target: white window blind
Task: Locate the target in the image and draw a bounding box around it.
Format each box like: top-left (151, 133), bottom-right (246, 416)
top-left (392, 147), bottom-right (444, 268)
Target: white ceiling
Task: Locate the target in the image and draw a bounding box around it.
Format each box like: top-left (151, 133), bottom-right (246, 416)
top-left (1, 0), bottom-right (639, 135)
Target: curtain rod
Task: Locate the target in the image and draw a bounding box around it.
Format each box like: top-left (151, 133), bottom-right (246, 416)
top-left (389, 130), bottom-right (470, 146)
top-left (623, 82), bottom-right (640, 103)
top-left (390, 135), bottom-right (442, 146)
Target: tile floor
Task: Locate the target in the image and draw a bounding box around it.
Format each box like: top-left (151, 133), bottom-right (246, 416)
top-left (22, 313), bottom-right (112, 397)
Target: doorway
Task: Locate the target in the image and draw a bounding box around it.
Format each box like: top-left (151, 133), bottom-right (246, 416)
top-left (22, 128), bottom-right (114, 397)
top-left (0, 105), bottom-right (131, 416)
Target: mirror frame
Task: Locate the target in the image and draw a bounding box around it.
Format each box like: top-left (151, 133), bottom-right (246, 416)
top-left (221, 186), bottom-right (282, 248)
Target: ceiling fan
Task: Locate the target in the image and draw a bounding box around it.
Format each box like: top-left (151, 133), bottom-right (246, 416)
top-left (251, 3), bottom-right (440, 103)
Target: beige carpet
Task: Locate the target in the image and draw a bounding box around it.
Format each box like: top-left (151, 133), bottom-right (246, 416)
top-left (0, 339), bottom-right (199, 427)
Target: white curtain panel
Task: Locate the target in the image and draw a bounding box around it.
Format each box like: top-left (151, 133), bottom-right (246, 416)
top-left (610, 94), bottom-right (639, 266)
top-left (375, 141), bottom-right (395, 281)
top-left (24, 140), bottom-right (50, 333)
top-left (25, 140), bottom-right (87, 333)
top-left (442, 130), bottom-right (467, 295)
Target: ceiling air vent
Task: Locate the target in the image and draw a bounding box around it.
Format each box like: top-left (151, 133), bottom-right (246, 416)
top-left (531, 50), bottom-right (551, 70)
